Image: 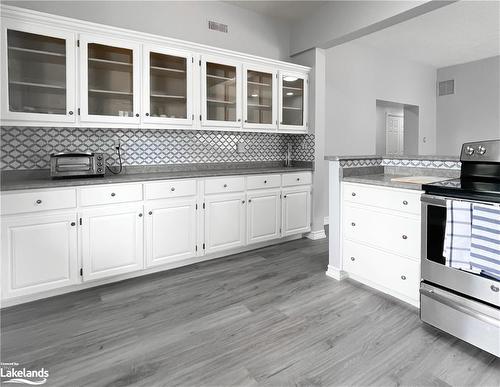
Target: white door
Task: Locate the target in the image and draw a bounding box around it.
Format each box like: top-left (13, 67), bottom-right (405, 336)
top-left (80, 204), bottom-right (143, 281)
top-left (282, 187), bottom-right (311, 236)
top-left (145, 198), bottom-right (197, 267)
top-left (386, 114), bottom-right (404, 155)
top-left (247, 189), bottom-right (281, 244)
top-left (1, 212), bottom-right (79, 298)
top-left (243, 64), bottom-right (278, 131)
top-left (79, 34), bottom-right (141, 124)
top-left (1, 20), bottom-right (77, 123)
top-left (142, 44), bottom-right (194, 126)
top-left (204, 193), bottom-right (246, 253)
top-left (278, 71), bottom-right (308, 133)
top-left (200, 55), bottom-right (242, 128)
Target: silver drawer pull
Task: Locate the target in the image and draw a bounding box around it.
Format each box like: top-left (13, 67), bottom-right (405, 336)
top-left (170, 187), bottom-right (175, 191)
top-left (296, 178), bottom-right (300, 181)
top-left (111, 192), bottom-right (116, 197)
top-left (402, 235), bottom-right (408, 239)
top-left (401, 275), bottom-right (407, 280)
top-left (350, 257), bottom-right (355, 261)
top-left (35, 199), bottom-right (42, 204)
top-left (351, 222), bottom-right (356, 227)
top-left (352, 192), bottom-right (356, 197)
top-left (264, 180), bottom-right (267, 184)
top-left (223, 184), bottom-right (228, 188)
top-left (491, 285), bottom-right (499, 292)
top-left (403, 200), bottom-right (408, 205)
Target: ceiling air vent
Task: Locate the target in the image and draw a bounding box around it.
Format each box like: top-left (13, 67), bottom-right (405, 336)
top-left (208, 20), bottom-right (228, 33)
top-left (438, 79), bottom-right (455, 96)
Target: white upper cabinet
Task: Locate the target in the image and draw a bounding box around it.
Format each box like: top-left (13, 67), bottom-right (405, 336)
top-left (278, 71), bottom-right (308, 133)
top-left (142, 45), bottom-right (194, 126)
top-left (1, 20), bottom-right (76, 123)
top-left (243, 65), bottom-right (278, 131)
top-left (201, 56), bottom-right (242, 128)
top-left (79, 34), bottom-right (141, 124)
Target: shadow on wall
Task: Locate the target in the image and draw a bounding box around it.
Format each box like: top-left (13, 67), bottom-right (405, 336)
top-left (376, 99), bottom-right (419, 156)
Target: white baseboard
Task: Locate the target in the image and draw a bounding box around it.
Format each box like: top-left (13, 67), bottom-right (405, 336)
top-left (324, 216), bottom-right (329, 225)
top-left (306, 229), bottom-right (327, 240)
top-left (325, 265), bottom-right (348, 281)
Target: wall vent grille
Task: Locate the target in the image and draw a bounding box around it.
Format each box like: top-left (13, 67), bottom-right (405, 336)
top-left (208, 20), bottom-right (228, 33)
top-left (438, 79), bottom-right (455, 96)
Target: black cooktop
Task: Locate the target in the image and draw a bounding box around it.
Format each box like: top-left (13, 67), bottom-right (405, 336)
top-left (423, 178), bottom-right (500, 203)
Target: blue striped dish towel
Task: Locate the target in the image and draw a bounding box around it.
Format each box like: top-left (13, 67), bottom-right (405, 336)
top-left (443, 200), bottom-right (473, 271)
top-left (471, 203), bottom-right (500, 280)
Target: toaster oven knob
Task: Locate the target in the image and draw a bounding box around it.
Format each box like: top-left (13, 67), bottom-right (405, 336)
top-left (465, 146), bottom-right (475, 156)
top-left (477, 145), bottom-right (486, 155)
top-left (97, 155), bottom-right (103, 160)
top-left (97, 168), bottom-right (103, 173)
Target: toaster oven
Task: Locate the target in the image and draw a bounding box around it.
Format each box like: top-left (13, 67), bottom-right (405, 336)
top-left (50, 152), bottom-right (106, 178)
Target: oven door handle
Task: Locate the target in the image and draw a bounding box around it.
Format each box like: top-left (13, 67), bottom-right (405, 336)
top-left (420, 287), bottom-right (500, 327)
top-left (421, 194), bottom-right (447, 207)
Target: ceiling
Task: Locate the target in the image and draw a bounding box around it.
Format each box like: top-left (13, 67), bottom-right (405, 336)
top-left (353, 0), bottom-right (500, 68)
top-left (228, 1), bottom-right (327, 22)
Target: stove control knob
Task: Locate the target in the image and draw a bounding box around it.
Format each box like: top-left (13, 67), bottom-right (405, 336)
top-left (465, 146), bottom-right (475, 156)
top-left (477, 145), bottom-right (486, 155)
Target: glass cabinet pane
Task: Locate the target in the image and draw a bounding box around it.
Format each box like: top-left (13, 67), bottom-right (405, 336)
top-left (206, 62), bottom-right (236, 122)
top-left (149, 52), bottom-right (187, 119)
top-left (282, 76), bottom-right (304, 126)
top-left (88, 43), bottom-right (133, 117)
top-left (7, 30), bottom-right (67, 114)
top-left (246, 70), bottom-right (273, 125)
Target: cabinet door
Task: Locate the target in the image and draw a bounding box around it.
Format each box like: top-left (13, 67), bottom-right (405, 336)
top-left (201, 56), bottom-right (242, 128)
top-left (1, 20), bottom-right (76, 123)
top-left (1, 212), bottom-right (78, 298)
top-left (204, 193), bottom-right (246, 253)
top-left (278, 72), bottom-right (308, 133)
top-left (145, 198), bottom-right (197, 267)
top-left (143, 45), bottom-right (194, 126)
top-left (79, 34), bottom-right (141, 123)
top-left (243, 65), bottom-right (277, 131)
top-left (282, 187), bottom-right (311, 236)
top-left (247, 189), bottom-right (281, 244)
top-left (80, 204), bottom-right (143, 281)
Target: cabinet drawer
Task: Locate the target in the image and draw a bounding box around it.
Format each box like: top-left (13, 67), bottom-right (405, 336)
top-left (282, 172), bottom-right (312, 187)
top-left (205, 177), bottom-right (245, 194)
top-left (343, 240), bottom-right (420, 302)
top-left (79, 184), bottom-right (143, 206)
top-left (343, 182), bottom-right (422, 215)
top-left (145, 179), bottom-right (196, 200)
top-left (247, 174), bottom-right (281, 190)
top-left (1, 188), bottom-right (76, 215)
top-left (343, 204), bottom-right (420, 259)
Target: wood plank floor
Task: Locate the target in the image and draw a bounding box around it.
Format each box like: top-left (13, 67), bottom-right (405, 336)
top-left (1, 235), bottom-right (499, 386)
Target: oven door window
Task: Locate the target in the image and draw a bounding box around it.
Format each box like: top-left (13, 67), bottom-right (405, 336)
top-left (426, 204), bottom-right (447, 265)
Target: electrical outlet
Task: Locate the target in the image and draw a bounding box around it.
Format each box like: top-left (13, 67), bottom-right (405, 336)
top-left (114, 139), bottom-right (121, 150)
top-left (237, 142), bottom-right (246, 154)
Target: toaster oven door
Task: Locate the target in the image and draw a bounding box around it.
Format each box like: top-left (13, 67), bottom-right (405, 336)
top-left (51, 153), bottom-right (94, 176)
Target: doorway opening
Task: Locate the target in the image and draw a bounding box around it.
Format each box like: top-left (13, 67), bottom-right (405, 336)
top-left (376, 100), bottom-right (419, 156)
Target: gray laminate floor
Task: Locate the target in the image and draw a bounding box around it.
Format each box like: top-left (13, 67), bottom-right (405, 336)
top-left (1, 235), bottom-right (499, 387)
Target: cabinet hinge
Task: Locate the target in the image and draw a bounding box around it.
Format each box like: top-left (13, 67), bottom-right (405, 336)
top-left (280, 194), bottom-right (282, 199)
top-left (192, 114), bottom-right (194, 120)
top-left (203, 202), bottom-right (205, 209)
top-left (279, 227), bottom-right (282, 233)
top-left (192, 57), bottom-right (194, 63)
top-left (199, 59), bottom-right (201, 66)
top-left (203, 243), bottom-right (205, 250)
top-left (195, 245), bottom-right (198, 251)
top-left (80, 268), bottom-right (83, 276)
top-left (199, 114), bottom-right (202, 121)
top-left (77, 108), bottom-right (80, 116)
top-left (79, 217), bottom-right (82, 225)
top-left (77, 40), bottom-right (80, 47)
top-left (196, 203), bottom-right (198, 210)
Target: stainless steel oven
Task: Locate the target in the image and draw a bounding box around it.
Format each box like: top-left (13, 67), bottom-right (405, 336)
top-left (420, 140), bottom-right (500, 357)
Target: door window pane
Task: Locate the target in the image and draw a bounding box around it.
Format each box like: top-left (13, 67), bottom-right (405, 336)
top-left (88, 43), bottom-right (133, 117)
top-left (206, 62), bottom-right (236, 122)
top-left (150, 52), bottom-right (187, 119)
top-left (7, 30), bottom-right (66, 114)
top-left (247, 70), bottom-right (272, 125)
top-left (282, 76), bottom-right (304, 126)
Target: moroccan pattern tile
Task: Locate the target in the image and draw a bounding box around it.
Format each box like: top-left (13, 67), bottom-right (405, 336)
top-left (382, 158), bottom-right (461, 170)
top-left (340, 158), bottom-right (383, 168)
top-left (0, 127), bottom-right (315, 170)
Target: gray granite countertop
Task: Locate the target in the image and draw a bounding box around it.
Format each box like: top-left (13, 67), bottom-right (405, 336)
top-left (325, 154), bottom-right (460, 161)
top-left (342, 173), bottom-right (454, 191)
top-left (1, 162), bottom-right (313, 191)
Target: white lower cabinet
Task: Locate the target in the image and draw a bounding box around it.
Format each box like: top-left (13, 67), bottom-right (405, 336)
top-left (247, 189), bottom-right (281, 244)
top-left (145, 198), bottom-right (197, 267)
top-left (204, 192), bottom-right (246, 254)
top-left (282, 187), bottom-right (311, 236)
top-left (1, 212), bottom-right (79, 298)
top-left (80, 204), bottom-right (144, 281)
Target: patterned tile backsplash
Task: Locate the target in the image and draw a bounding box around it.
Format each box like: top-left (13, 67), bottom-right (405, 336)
top-left (0, 127), bottom-right (315, 170)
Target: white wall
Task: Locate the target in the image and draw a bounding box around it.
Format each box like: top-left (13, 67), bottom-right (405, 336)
top-left (325, 41), bottom-right (437, 156)
top-left (436, 56), bottom-right (500, 156)
top-left (375, 100), bottom-right (404, 155)
top-left (3, 0), bottom-right (291, 61)
top-left (404, 105), bottom-right (419, 155)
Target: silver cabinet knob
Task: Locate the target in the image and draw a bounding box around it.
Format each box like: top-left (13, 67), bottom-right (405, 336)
top-left (296, 178), bottom-right (300, 181)
top-left (223, 184), bottom-right (228, 188)
top-left (71, 222), bottom-right (76, 226)
top-left (403, 200), bottom-right (408, 205)
top-left (68, 111), bottom-right (74, 115)
top-left (351, 222), bottom-right (356, 227)
top-left (401, 275), bottom-right (407, 280)
top-left (264, 180), bottom-right (267, 184)
top-left (242, 200), bottom-right (245, 204)
top-left (402, 235), bottom-right (408, 240)
top-left (248, 199), bottom-right (252, 203)
top-left (352, 192), bottom-right (356, 197)
top-left (170, 187), bottom-right (175, 191)
top-left (111, 192), bottom-right (116, 197)
top-left (148, 211), bottom-right (153, 215)
top-left (138, 213), bottom-right (143, 217)
top-left (350, 257), bottom-right (355, 261)
top-left (35, 199), bottom-right (42, 204)
top-left (491, 285), bottom-right (499, 292)
top-left (237, 118), bottom-right (241, 122)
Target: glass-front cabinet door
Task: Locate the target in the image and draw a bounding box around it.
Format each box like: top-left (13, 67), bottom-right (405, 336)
top-left (201, 56), bottom-right (241, 127)
top-left (243, 65), bottom-right (277, 131)
top-left (278, 72), bottom-right (308, 132)
top-left (142, 45), bottom-right (193, 126)
top-left (1, 21), bottom-right (76, 123)
top-left (80, 34), bottom-right (140, 123)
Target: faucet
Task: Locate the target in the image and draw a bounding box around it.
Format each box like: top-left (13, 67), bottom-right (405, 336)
top-left (285, 142), bottom-right (292, 167)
